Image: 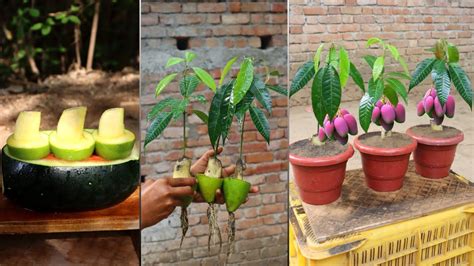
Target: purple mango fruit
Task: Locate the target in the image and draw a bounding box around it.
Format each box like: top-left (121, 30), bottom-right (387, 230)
top-left (318, 127), bottom-right (327, 142)
top-left (372, 106), bottom-right (381, 123)
top-left (433, 115), bottom-right (444, 125)
top-left (375, 100), bottom-right (383, 108)
top-left (340, 108), bottom-right (349, 116)
top-left (334, 131), bottom-right (349, 145)
top-left (394, 103), bottom-right (406, 123)
top-left (433, 96), bottom-right (444, 117)
top-left (430, 88), bottom-right (437, 98)
top-left (417, 101), bottom-right (425, 116)
top-left (343, 114), bottom-right (358, 135)
top-left (424, 88), bottom-right (432, 98)
top-left (381, 104), bottom-right (396, 124)
top-left (446, 95), bottom-right (455, 118)
top-left (334, 117), bottom-right (349, 137)
top-left (380, 119), bottom-right (394, 131)
top-left (424, 95), bottom-right (434, 114)
top-left (324, 121), bottom-right (334, 138)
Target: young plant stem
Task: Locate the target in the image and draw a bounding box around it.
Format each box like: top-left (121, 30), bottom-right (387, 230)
top-left (430, 119), bottom-right (443, 131)
top-left (381, 130), bottom-right (392, 139)
top-left (238, 113), bottom-right (246, 162)
top-left (182, 112), bottom-right (187, 157)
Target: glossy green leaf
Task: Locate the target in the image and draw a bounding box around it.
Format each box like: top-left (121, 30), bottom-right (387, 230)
top-left (366, 37), bottom-right (382, 47)
top-left (386, 44), bottom-right (400, 61)
top-left (409, 58), bottom-right (436, 91)
top-left (339, 47), bottom-right (350, 88)
top-left (192, 94), bottom-right (207, 104)
top-left (447, 44), bottom-right (459, 63)
top-left (171, 98), bottom-right (189, 119)
top-left (448, 63), bottom-right (472, 109)
top-left (166, 57), bottom-right (184, 68)
top-left (359, 93), bottom-right (374, 133)
top-left (233, 58), bottom-right (254, 104)
top-left (219, 56), bottom-right (238, 86)
top-left (185, 51), bottom-right (196, 63)
top-left (363, 55), bottom-right (377, 69)
top-left (249, 105), bottom-right (270, 144)
top-left (313, 44), bottom-right (324, 72)
top-left (266, 84), bottom-right (288, 96)
top-left (372, 56), bottom-right (384, 81)
top-left (322, 65), bottom-right (341, 119)
top-left (251, 78), bottom-right (272, 113)
top-left (327, 46), bottom-right (339, 69)
top-left (155, 73), bottom-right (177, 97)
top-left (311, 67), bottom-right (326, 127)
top-left (192, 110), bottom-right (208, 124)
top-left (384, 85), bottom-right (398, 106)
top-left (219, 81), bottom-right (235, 145)
top-left (144, 112), bottom-right (173, 147)
top-left (235, 91), bottom-right (254, 123)
top-left (208, 88), bottom-right (225, 150)
top-left (368, 78), bottom-right (384, 101)
top-left (399, 56), bottom-right (409, 75)
top-left (386, 78), bottom-right (408, 104)
top-left (193, 67), bottom-right (216, 92)
top-left (387, 72), bottom-right (411, 80)
top-left (289, 61), bottom-right (314, 97)
top-left (349, 62), bottom-right (365, 92)
top-left (147, 98), bottom-right (179, 120)
top-left (179, 75), bottom-right (200, 96)
top-left (433, 60), bottom-right (450, 105)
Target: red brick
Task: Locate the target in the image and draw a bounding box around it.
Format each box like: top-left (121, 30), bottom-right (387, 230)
top-left (245, 152), bottom-right (273, 163)
top-left (241, 3), bottom-right (270, 12)
top-left (197, 3), bottom-right (226, 13)
top-left (271, 3), bottom-right (286, 13)
top-left (222, 14), bottom-right (250, 24)
top-left (229, 2), bottom-right (241, 13)
top-left (303, 6), bottom-right (327, 15)
top-left (149, 3), bottom-right (181, 13)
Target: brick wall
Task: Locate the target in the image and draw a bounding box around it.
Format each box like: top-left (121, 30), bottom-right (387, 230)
top-left (140, 1), bottom-right (288, 265)
top-left (289, 0), bottom-right (474, 106)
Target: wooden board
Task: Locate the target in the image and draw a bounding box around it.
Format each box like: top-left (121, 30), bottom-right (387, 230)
top-left (0, 188), bottom-right (140, 234)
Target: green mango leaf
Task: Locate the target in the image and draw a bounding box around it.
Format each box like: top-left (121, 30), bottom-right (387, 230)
top-left (289, 61), bottom-right (314, 97)
top-left (311, 67), bottom-right (326, 126)
top-left (147, 98), bottom-right (179, 120)
top-left (384, 85), bottom-right (398, 106)
top-left (219, 56), bottom-right (238, 86)
top-left (145, 112), bottom-right (173, 147)
top-left (366, 37), bottom-right (382, 47)
top-left (363, 55), bottom-right (377, 69)
top-left (193, 67), bottom-right (216, 92)
top-left (155, 73), bottom-right (177, 97)
top-left (235, 91), bottom-right (255, 123)
top-left (266, 84), bottom-right (288, 96)
top-left (208, 88), bottom-right (225, 150)
top-left (448, 63), bottom-right (472, 109)
top-left (359, 93), bottom-right (375, 133)
top-left (398, 56), bottom-right (410, 76)
top-left (386, 78), bottom-right (408, 104)
top-left (327, 46), bottom-right (339, 70)
top-left (409, 58), bottom-right (436, 91)
top-left (433, 60), bottom-right (450, 105)
top-left (219, 81), bottom-right (235, 145)
top-left (349, 62), bottom-right (365, 92)
top-left (322, 65), bottom-right (341, 119)
top-left (171, 98), bottom-right (189, 119)
top-left (250, 78), bottom-right (272, 113)
top-left (192, 110), bottom-right (208, 124)
top-left (185, 51), bottom-right (196, 63)
top-left (166, 57), bottom-right (184, 68)
top-left (386, 44), bottom-right (400, 61)
top-left (339, 47), bottom-right (350, 88)
top-left (447, 44), bottom-right (459, 63)
top-left (179, 75), bottom-right (200, 97)
top-left (249, 105), bottom-right (270, 144)
top-left (387, 71), bottom-right (411, 80)
top-left (372, 56), bottom-right (384, 81)
top-left (233, 58), bottom-right (254, 104)
top-left (313, 43), bottom-right (324, 72)
top-left (368, 78), bottom-right (384, 101)
top-left (191, 94), bottom-right (207, 104)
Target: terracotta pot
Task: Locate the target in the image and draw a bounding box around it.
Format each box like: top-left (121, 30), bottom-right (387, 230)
top-left (354, 133), bottom-right (417, 192)
top-left (406, 126), bottom-right (464, 179)
top-left (289, 144), bottom-right (354, 205)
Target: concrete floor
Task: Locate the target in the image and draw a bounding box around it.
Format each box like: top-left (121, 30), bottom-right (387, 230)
top-left (289, 97), bottom-right (474, 181)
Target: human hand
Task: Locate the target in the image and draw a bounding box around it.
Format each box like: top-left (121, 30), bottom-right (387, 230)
top-left (141, 177), bottom-right (196, 229)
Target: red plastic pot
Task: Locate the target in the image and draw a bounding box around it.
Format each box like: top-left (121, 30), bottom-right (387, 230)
top-left (289, 144), bottom-right (354, 205)
top-left (406, 126), bottom-right (464, 179)
top-left (354, 133), bottom-right (417, 192)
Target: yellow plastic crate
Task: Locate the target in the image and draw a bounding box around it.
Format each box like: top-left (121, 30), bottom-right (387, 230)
top-left (289, 165), bottom-right (474, 266)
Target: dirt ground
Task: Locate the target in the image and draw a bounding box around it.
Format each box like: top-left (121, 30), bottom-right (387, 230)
top-left (289, 97), bottom-right (474, 181)
top-left (0, 69), bottom-right (140, 147)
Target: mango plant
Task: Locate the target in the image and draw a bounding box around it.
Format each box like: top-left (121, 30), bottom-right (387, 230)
top-left (409, 39), bottom-right (472, 131)
top-left (290, 43), bottom-right (364, 145)
top-left (144, 51), bottom-right (215, 247)
top-left (358, 38), bottom-right (410, 138)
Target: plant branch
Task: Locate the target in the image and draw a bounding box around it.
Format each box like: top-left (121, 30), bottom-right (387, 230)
top-left (239, 113), bottom-right (246, 161)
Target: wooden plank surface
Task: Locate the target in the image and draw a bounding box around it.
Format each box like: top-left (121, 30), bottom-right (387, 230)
top-left (0, 188), bottom-right (140, 234)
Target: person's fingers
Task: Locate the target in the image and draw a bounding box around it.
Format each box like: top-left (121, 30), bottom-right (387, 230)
top-left (168, 177), bottom-right (196, 187)
top-left (222, 165), bottom-right (236, 177)
top-left (170, 186), bottom-right (195, 197)
top-left (250, 186), bottom-right (259, 193)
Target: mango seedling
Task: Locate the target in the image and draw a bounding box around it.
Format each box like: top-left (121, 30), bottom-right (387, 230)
top-left (290, 43), bottom-right (364, 145)
top-left (358, 38), bottom-right (411, 137)
top-left (218, 57), bottom-right (287, 256)
top-left (409, 39), bottom-right (472, 131)
top-left (144, 51), bottom-right (215, 247)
